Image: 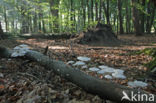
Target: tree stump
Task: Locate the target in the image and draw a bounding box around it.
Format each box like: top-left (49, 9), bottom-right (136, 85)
top-left (79, 23), bottom-right (121, 46)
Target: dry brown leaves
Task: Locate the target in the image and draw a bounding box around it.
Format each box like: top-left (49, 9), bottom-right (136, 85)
top-left (0, 34), bottom-right (156, 102)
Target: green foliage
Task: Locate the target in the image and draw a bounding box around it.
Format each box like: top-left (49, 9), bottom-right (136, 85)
top-left (136, 48), bottom-right (156, 56)
top-left (89, 20), bottom-right (98, 27)
top-left (138, 48), bottom-right (156, 70)
top-left (0, 0), bottom-right (155, 34)
top-left (145, 58), bottom-right (156, 70)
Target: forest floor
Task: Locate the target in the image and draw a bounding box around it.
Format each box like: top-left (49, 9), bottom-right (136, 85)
top-left (0, 34), bottom-right (156, 103)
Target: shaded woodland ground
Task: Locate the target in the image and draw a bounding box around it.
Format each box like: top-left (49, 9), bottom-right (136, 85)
top-left (0, 0), bottom-right (156, 102)
top-left (0, 34), bottom-right (156, 103)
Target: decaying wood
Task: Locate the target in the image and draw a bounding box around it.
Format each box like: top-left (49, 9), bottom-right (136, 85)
top-left (0, 46), bottom-right (155, 103)
top-left (78, 23), bottom-right (121, 46)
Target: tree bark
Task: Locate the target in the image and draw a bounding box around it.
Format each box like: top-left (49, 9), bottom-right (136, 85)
top-left (87, 0), bottom-right (90, 26)
top-left (151, 0), bottom-right (156, 7)
top-left (106, 0), bottom-right (110, 25)
top-left (95, 1), bottom-right (98, 21)
top-left (42, 15), bottom-right (46, 33)
top-left (29, 15), bottom-right (33, 33)
top-left (0, 22), bottom-right (4, 39)
top-left (132, 0), bottom-right (142, 36)
top-left (38, 13), bottom-right (42, 32)
top-left (91, 0), bottom-right (94, 21)
top-left (99, 0), bottom-right (102, 21)
top-left (0, 46), bottom-right (155, 103)
top-left (33, 12), bottom-right (38, 33)
top-left (0, 22), bottom-right (4, 34)
top-left (148, 8), bottom-right (155, 33)
top-left (126, 0), bottom-right (130, 34)
top-left (49, 0), bottom-right (60, 33)
top-left (70, 0), bottom-right (75, 31)
top-left (140, 0), bottom-right (145, 34)
top-left (103, 0), bottom-right (110, 25)
top-left (82, 0), bottom-right (86, 26)
top-left (146, 2), bottom-right (155, 34)
top-left (4, 7), bottom-right (8, 32)
top-left (118, 0), bottom-right (124, 34)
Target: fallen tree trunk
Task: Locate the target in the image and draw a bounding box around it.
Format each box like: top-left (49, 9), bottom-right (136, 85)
top-left (0, 46), bottom-right (155, 103)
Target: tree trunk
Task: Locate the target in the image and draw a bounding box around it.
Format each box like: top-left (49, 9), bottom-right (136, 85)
top-left (151, 0), bottom-right (156, 7)
top-left (126, 0), bottom-right (130, 34)
top-left (140, 0), bottom-right (145, 34)
top-left (87, 0), bottom-right (90, 26)
top-left (49, 13), bottom-right (52, 33)
top-left (103, 0), bottom-right (110, 25)
top-left (95, 1), bottom-right (98, 21)
top-left (146, 2), bottom-right (155, 34)
top-left (82, 0), bottom-right (86, 26)
top-left (132, 0), bottom-right (142, 36)
top-left (33, 12), bottom-right (38, 33)
top-left (113, 14), bottom-right (116, 28)
top-left (148, 8), bottom-right (155, 33)
top-left (0, 22), bottom-right (4, 36)
top-left (99, 0), bottom-right (102, 21)
top-left (42, 16), bottom-right (46, 33)
top-left (4, 7), bottom-right (8, 32)
top-left (154, 26), bottom-right (156, 34)
top-left (91, 0), bottom-right (94, 21)
top-left (129, 7), bottom-right (132, 33)
top-left (29, 16), bottom-right (33, 33)
top-left (11, 20), bottom-right (14, 32)
top-left (118, 0), bottom-right (124, 34)
top-left (117, 14), bottom-right (119, 35)
top-left (38, 13), bottom-right (42, 32)
top-left (49, 0), bottom-right (60, 33)
top-left (0, 46), bottom-right (155, 103)
top-left (70, 0), bottom-right (75, 31)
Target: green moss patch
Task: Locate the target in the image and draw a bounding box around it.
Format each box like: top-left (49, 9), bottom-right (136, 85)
top-left (145, 58), bottom-right (156, 70)
top-left (137, 48), bottom-right (156, 70)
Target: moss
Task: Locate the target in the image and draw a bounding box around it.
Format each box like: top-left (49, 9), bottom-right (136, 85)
top-left (131, 48), bottom-right (156, 69)
top-left (145, 58), bottom-right (156, 70)
top-left (136, 48), bottom-right (156, 56)
top-left (145, 48), bottom-right (156, 70)
top-left (137, 48), bottom-right (156, 70)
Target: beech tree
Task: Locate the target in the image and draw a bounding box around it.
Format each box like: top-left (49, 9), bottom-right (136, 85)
top-left (0, 22), bottom-right (4, 35)
top-left (0, 0), bottom-right (155, 34)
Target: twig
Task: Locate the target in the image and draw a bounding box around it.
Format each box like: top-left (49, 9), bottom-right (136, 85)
top-left (17, 72), bottom-right (42, 82)
top-left (44, 46), bottom-right (49, 55)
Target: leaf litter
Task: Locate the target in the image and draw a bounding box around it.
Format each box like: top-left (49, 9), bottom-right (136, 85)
top-left (0, 35), bottom-right (156, 102)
